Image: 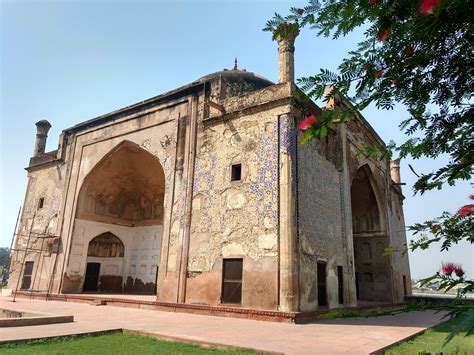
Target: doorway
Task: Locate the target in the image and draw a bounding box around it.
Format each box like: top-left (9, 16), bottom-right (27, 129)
top-left (20, 261), bottom-right (34, 290)
top-left (317, 262), bottom-right (327, 307)
top-left (83, 262), bottom-right (100, 292)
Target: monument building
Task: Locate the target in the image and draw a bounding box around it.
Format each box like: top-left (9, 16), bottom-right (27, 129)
top-left (9, 33), bottom-right (411, 313)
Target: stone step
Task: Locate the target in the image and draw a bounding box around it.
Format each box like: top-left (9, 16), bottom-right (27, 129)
top-left (90, 299), bottom-right (107, 306)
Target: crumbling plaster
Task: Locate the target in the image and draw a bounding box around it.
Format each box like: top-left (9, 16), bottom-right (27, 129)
top-left (185, 105), bottom-right (285, 309)
top-left (9, 161), bottom-right (65, 292)
top-left (9, 63), bottom-right (411, 312)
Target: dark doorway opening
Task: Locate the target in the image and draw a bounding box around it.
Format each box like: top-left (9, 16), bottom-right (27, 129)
top-left (83, 262), bottom-right (101, 292)
top-left (153, 266), bottom-right (159, 295)
top-left (21, 261), bottom-right (34, 290)
top-left (221, 258), bottom-right (243, 304)
top-left (317, 262), bottom-right (327, 307)
top-left (337, 266), bottom-right (344, 305)
top-left (403, 275), bottom-right (408, 296)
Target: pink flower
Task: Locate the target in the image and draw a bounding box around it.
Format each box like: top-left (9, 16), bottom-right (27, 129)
top-left (441, 262), bottom-right (456, 275)
top-left (454, 264), bottom-right (465, 278)
top-left (373, 69), bottom-right (384, 78)
top-left (458, 205), bottom-right (474, 218)
top-left (378, 29), bottom-right (390, 42)
top-left (419, 0), bottom-right (441, 15)
top-left (469, 194), bottom-right (474, 200)
top-left (299, 115), bottom-right (317, 130)
top-left (430, 224), bottom-right (440, 233)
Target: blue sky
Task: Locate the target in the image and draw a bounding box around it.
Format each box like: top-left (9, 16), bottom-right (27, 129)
top-left (1, 0), bottom-right (472, 279)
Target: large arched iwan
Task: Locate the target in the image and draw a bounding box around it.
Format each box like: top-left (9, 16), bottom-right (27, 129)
top-left (73, 141), bottom-right (165, 295)
top-left (350, 165), bottom-right (393, 303)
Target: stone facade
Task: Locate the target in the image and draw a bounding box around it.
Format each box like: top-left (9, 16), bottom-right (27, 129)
top-left (9, 35), bottom-right (411, 312)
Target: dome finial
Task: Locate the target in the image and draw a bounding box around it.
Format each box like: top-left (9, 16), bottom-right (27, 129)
top-left (233, 57), bottom-right (238, 70)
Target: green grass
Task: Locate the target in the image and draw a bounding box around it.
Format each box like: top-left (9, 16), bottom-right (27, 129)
top-left (319, 305), bottom-right (404, 319)
top-left (0, 332), bottom-right (260, 354)
top-left (385, 310), bottom-right (474, 355)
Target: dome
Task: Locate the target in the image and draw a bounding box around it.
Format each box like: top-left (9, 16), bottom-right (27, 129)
top-left (196, 68), bottom-right (274, 99)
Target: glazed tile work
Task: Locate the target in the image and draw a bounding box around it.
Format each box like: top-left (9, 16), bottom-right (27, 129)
top-left (9, 33), bottom-right (411, 313)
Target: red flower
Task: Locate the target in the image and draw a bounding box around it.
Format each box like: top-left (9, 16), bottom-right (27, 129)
top-left (404, 46), bottom-right (415, 57)
top-left (373, 69), bottom-right (384, 78)
top-left (363, 64), bottom-right (372, 72)
top-left (299, 115), bottom-right (317, 130)
top-left (441, 262), bottom-right (456, 275)
top-left (430, 224), bottom-right (440, 233)
top-left (419, 0), bottom-right (440, 15)
top-left (469, 194), bottom-right (474, 200)
top-left (378, 29), bottom-right (390, 42)
top-left (458, 205), bottom-right (474, 218)
top-left (368, 0), bottom-right (377, 5)
top-left (453, 264), bottom-right (465, 278)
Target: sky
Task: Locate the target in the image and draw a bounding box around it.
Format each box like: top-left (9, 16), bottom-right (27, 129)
top-left (1, 0), bottom-right (472, 280)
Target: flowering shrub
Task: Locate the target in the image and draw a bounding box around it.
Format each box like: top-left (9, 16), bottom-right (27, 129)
top-left (458, 205), bottom-right (474, 218)
top-left (453, 264), bottom-right (465, 278)
top-left (419, 0), bottom-right (441, 15)
top-left (299, 115), bottom-right (317, 130)
top-left (408, 195), bottom-right (473, 298)
top-left (265, 0), bottom-right (473, 195)
top-left (441, 262), bottom-right (457, 276)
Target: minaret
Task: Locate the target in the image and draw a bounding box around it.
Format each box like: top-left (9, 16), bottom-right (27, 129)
top-left (276, 29), bottom-right (299, 83)
top-left (33, 120), bottom-right (51, 157)
top-left (390, 158), bottom-right (401, 184)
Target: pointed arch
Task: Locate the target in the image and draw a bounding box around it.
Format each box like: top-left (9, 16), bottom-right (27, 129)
top-left (350, 164), bottom-right (393, 302)
top-left (350, 164), bottom-right (385, 234)
top-left (87, 232), bottom-right (124, 257)
top-left (76, 140), bottom-right (165, 226)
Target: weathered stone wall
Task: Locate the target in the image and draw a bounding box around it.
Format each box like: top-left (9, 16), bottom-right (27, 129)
top-left (185, 106), bottom-right (283, 310)
top-left (52, 97), bottom-right (188, 295)
top-left (64, 219), bottom-right (161, 293)
top-left (345, 113), bottom-right (411, 304)
top-left (387, 187), bottom-right (412, 302)
top-left (9, 160), bottom-right (65, 292)
top-left (296, 126), bottom-right (350, 310)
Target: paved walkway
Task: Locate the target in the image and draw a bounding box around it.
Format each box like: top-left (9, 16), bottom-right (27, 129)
top-left (0, 297), bottom-right (445, 354)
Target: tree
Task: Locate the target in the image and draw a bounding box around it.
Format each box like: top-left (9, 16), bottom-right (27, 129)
top-left (264, 0), bottom-right (473, 302)
top-left (0, 247), bottom-right (10, 269)
top-left (264, 0), bottom-right (473, 194)
top-left (0, 247), bottom-right (11, 285)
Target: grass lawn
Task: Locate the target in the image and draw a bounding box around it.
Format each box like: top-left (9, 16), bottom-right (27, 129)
top-left (386, 310), bottom-right (474, 354)
top-left (0, 332), bottom-right (260, 354)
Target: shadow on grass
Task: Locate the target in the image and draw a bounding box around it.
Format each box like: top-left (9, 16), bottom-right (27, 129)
top-left (303, 301), bottom-right (473, 342)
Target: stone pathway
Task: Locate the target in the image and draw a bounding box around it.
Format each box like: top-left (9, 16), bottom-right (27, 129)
top-left (0, 297), bottom-right (445, 354)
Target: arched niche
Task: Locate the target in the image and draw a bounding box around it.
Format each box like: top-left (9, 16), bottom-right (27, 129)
top-left (350, 164), bottom-right (393, 302)
top-left (76, 140), bottom-right (165, 226)
top-left (87, 232), bottom-right (124, 258)
top-left (73, 140), bottom-right (165, 295)
top-left (350, 165), bottom-right (385, 235)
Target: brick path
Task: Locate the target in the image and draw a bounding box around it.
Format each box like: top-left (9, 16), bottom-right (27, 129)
top-left (0, 297), bottom-right (445, 354)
